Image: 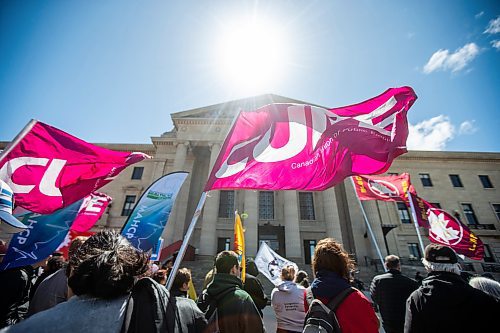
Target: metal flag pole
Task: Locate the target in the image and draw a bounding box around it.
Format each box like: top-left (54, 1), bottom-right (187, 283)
top-left (407, 191), bottom-right (426, 255)
top-left (349, 177), bottom-right (386, 271)
top-left (165, 191), bottom-right (208, 291)
top-left (0, 119), bottom-right (37, 163)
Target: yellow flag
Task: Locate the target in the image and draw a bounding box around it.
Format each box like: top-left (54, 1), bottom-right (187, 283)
top-left (233, 212), bottom-right (246, 283)
top-left (187, 279), bottom-right (197, 300)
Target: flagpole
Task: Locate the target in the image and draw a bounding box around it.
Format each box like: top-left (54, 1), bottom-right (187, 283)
top-left (0, 119), bottom-right (37, 163)
top-left (165, 191), bottom-right (208, 291)
top-left (349, 177), bottom-right (386, 272)
top-left (407, 191), bottom-right (426, 255)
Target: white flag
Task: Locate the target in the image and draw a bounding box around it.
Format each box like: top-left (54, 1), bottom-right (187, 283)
top-left (254, 241), bottom-right (298, 286)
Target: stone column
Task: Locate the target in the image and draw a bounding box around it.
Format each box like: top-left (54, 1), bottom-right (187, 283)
top-left (243, 190), bottom-right (259, 257)
top-left (173, 141), bottom-right (189, 171)
top-left (199, 143), bottom-right (221, 256)
top-left (284, 191), bottom-right (302, 259)
top-left (322, 188), bottom-right (343, 241)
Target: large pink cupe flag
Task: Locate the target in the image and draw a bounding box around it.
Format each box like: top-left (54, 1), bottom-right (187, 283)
top-left (71, 192), bottom-right (112, 232)
top-left (205, 87), bottom-right (417, 191)
top-left (0, 120), bottom-right (149, 214)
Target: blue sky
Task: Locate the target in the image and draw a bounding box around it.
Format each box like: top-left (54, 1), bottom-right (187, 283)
top-left (0, 0), bottom-right (499, 151)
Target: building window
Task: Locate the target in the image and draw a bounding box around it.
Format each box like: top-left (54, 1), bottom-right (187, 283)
top-left (461, 203), bottom-right (478, 225)
top-left (449, 174), bottom-right (463, 188)
top-left (492, 204), bottom-right (500, 221)
top-left (299, 192), bottom-right (315, 220)
top-left (131, 167), bottom-right (144, 180)
top-left (259, 191), bottom-right (274, 220)
top-left (479, 175), bottom-right (493, 189)
top-left (217, 238), bottom-right (231, 253)
top-left (484, 244), bottom-right (496, 263)
top-left (218, 191), bottom-right (235, 218)
top-left (121, 195), bottom-right (136, 216)
top-left (408, 243), bottom-right (422, 259)
top-left (303, 240), bottom-right (317, 265)
top-left (419, 173), bottom-right (433, 187)
top-left (430, 202), bottom-right (441, 209)
top-left (397, 202), bottom-right (411, 224)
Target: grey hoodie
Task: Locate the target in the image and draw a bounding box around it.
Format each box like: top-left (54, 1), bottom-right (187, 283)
top-left (271, 281), bottom-right (306, 332)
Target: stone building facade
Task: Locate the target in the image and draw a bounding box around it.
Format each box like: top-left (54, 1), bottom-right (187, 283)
top-left (3, 94), bottom-right (500, 279)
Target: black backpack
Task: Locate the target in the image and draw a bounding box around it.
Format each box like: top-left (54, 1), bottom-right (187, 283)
top-left (303, 287), bottom-right (355, 333)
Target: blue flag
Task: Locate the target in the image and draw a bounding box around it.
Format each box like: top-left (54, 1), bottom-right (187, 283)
top-left (0, 199), bottom-right (83, 271)
top-left (121, 172), bottom-right (188, 252)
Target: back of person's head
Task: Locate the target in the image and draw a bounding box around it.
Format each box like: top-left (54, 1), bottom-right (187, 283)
top-left (66, 236), bottom-right (89, 277)
top-left (422, 244), bottom-right (460, 275)
top-left (281, 265), bottom-right (296, 281)
top-left (68, 230), bottom-right (149, 299)
top-left (469, 277), bottom-right (500, 300)
top-left (152, 269), bottom-right (167, 285)
top-left (385, 255), bottom-right (400, 270)
top-left (246, 258), bottom-right (259, 277)
top-left (46, 256), bottom-right (65, 274)
top-left (312, 238), bottom-right (354, 281)
top-left (215, 250), bottom-right (239, 274)
top-left (295, 270), bottom-right (309, 283)
top-left (172, 268), bottom-right (191, 290)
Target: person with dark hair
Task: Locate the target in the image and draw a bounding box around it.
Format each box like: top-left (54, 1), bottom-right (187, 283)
top-left (294, 270), bottom-right (310, 288)
top-left (28, 237), bottom-right (88, 316)
top-left (152, 269), bottom-right (168, 285)
top-left (2, 230), bottom-right (149, 333)
top-left (197, 250), bottom-right (264, 333)
top-left (305, 238), bottom-right (378, 333)
top-left (370, 255), bottom-right (418, 333)
top-left (29, 256), bottom-right (65, 300)
top-left (405, 244), bottom-right (500, 333)
top-left (0, 265), bottom-right (33, 328)
top-left (271, 265), bottom-right (306, 333)
top-left (243, 258), bottom-right (268, 317)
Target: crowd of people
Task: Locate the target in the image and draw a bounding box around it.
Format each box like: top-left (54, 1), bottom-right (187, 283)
top-left (1, 232), bottom-right (499, 333)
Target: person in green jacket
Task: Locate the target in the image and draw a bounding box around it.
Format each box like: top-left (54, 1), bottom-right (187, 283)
top-left (198, 251), bottom-right (264, 333)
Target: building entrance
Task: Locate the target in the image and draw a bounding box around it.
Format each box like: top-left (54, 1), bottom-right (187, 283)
top-left (258, 225), bottom-right (285, 256)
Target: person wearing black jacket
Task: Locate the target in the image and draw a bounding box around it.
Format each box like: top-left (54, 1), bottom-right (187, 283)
top-left (243, 258), bottom-right (268, 317)
top-left (0, 265), bottom-right (33, 328)
top-left (370, 255), bottom-right (418, 333)
top-left (405, 244), bottom-right (500, 333)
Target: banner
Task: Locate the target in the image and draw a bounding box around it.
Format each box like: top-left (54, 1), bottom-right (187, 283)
top-left (205, 87), bottom-right (417, 191)
top-left (121, 172), bottom-right (188, 252)
top-left (71, 192), bottom-right (111, 232)
top-left (0, 120), bottom-right (149, 214)
top-left (353, 173), bottom-right (412, 202)
top-left (409, 195), bottom-right (484, 260)
top-left (0, 199), bottom-right (83, 271)
top-left (254, 241), bottom-right (298, 286)
top-left (233, 212), bottom-right (246, 283)
top-left (56, 229), bottom-right (96, 259)
top-left (150, 237), bottom-right (164, 261)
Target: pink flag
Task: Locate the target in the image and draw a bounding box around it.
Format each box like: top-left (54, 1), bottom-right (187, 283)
top-left (0, 120), bottom-right (149, 214)
top-left (71, 192), bottom-right (112, 232)
top-left (353, 173), bottom-right (413, 202)
top-left (205, 87), bottom-right (417, 191)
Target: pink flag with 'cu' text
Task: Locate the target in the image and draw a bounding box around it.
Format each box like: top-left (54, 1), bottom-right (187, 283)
top-left (205, 87), bottom-right (417, 191)
top-left (0, 120), bottom-right (149, 214)
top-left (71, 192), bottom-right (112, 232)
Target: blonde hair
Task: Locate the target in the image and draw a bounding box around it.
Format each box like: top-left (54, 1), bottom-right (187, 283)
top-left (281, 265), bottom-right (296, 281)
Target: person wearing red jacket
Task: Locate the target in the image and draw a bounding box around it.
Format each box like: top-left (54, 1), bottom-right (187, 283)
top-left (304, 238), bottom-right (379, 333)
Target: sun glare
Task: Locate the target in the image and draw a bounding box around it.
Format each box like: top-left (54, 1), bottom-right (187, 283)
top-left (216, 19), bottom-right (288, 94)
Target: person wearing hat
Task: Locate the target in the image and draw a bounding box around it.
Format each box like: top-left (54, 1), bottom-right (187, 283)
top-left (0, 180), bottom-right (27, 234)
top-left (404, 244), bottom-right (500, 333)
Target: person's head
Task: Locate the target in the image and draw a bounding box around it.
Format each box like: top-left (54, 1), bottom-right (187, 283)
top-left (281, 265), bottom-right (296, 282)
top-left (295, 270), bottom-right (309, 284)
top-left (312, 238), bottom-right (354, 281)
top-left (68, 230), bottom-right (149, 299)
top-left (469, 277), bottom-right (500, 300)
top-left (246, 258), bottom-right (259, 277)
top-left (66, 236), bottom-right (89, 277)
top-left (45, 256), bottom-right (65, 274)
top-left (152, 269), bottom-right (167, 285)
top-left (172, 268), bottom-right (192, 292)
top-left (215, 250), bottom-right (240, 277)
top-left (422, 244), bottom-right (460, 275)
top-left (385, 255), bottom-right (400, 271)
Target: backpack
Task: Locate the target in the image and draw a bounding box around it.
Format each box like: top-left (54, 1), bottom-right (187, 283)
top-left (303, 287), bottom-right (355, 333)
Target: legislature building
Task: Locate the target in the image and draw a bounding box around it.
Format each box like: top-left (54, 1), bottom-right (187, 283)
top-left (5, 94), bottom-right (499, 281)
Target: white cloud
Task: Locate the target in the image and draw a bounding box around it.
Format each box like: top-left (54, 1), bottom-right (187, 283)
top-left (485, 16), bottom-right (500, 34)
top-left (491, 40), bottom-right (500, 50)
top-left (408, 116), bottom-right (479, 150)
top-left (475, 11), bottom-right (484, 19)
top-left (408, 115), bottom-right (455, 151)
top-left (459, 120), bottom-right (478, 135)
top-left (423, 43), bottom-right (479, 74)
